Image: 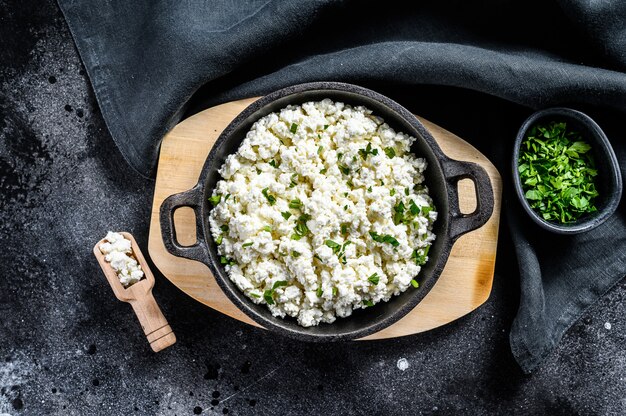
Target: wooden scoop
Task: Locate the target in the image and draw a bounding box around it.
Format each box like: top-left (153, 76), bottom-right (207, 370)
top-left (93, 232), bottom-right (176, 352)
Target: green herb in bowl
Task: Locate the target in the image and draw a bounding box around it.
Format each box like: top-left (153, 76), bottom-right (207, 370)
top-left (518, 121), bottom-right (599, 223)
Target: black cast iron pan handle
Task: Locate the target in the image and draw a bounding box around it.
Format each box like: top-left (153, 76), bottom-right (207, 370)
top-left (160, 184), bottom-right (209, 264)
top-left (442, 158), bottom-right (494, 241)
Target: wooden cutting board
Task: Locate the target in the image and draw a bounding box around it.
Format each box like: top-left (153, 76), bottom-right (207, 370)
top-left (147, 97), bottom-right (502, 340)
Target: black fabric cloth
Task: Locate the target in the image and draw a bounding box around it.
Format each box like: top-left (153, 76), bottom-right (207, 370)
top-left (57, 0), bottom-right (626, 373)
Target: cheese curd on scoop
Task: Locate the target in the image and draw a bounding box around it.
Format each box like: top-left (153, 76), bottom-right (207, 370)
top-left (208, 99), bottom-right (437, 327)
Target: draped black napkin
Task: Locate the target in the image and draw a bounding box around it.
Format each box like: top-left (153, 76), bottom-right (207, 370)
top-left (58, 0), bottom-right (626, 373)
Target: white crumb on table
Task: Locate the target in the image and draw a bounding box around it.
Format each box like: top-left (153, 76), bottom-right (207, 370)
top-left (397, 357), bottom-right (410, 371)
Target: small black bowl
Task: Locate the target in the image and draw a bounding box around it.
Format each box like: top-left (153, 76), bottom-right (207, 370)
top-left (512, 107), bottom-right (622, 234)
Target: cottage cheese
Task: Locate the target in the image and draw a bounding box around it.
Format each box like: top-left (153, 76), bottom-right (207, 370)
top-left (99, 232), bottom-right (144, 287)
top-left (209, 99), bottom-right (437, 327)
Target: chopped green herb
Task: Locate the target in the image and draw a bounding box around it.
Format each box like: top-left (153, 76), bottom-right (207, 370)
top-left (338, 163), bottom-right (350, 175)
top-left (281, 211), bottom-right (293, 220)
top-left (380, 179), bottom-right (384, 186)
top-left (216, 235), bottom-right (223, 245)
top-left (261, 225), bottom-right (272, 233)
top-left (318, 146), bottom-right (324, 155)
top-left (293, 214), bottom-right (311, 238)
top-left (421, 206), bottom-right (432, 216)
top-left (518, 121), bottom-right (599, 223)
top-left (273, 280), bottom-right (288, 290)
top-left (358, 143), bottom-right (379, 160)
top-left (411, 279), bottom-right (419, 288)
top-left (325, 240), bottom-right (341, 251)
top-left (332, 287), bottom-right (338, 296)
top-left (290, 123), bottom-right (298, 134)
top-left (291, 234), bottom-right (303, 241)
top-left (291, 250), bottom-right (301, 258)
top-left (367, 186), bottom-right (372, 193)
top-left (363, 299), bottom-right (374, 307)
top-left (390, 188), bottom-right (396, 196)
top-left (324, 124), bottom-right (329, 130)
top-left (340, 223), bottom-right (349, 235)
top-left (320, 168), bottom-right (327, 174)
top-left (209, 194), bottom-right (221, 206)
top-left (369, 231), bottom-right (400, 247)
top-left (289, 199), bottom-right (303, 210)
top-left (224, 194), bottom-right (231, 201)
top-left (250, 292), bottom-right (261, 299)
top-left (405, 187), bottom-right (410, 196)
top-left (412, 246), bottom-right (430, 265)
top-left (368, 273), bottom-right (380, 285)
top-left (344, 192), bottom-right (349, 197)
top-left (269, 159), bottom-right (279, 168)
top-left (256, 168), bottom-right (262, 175)
top-left (220, 256), bottom-right (236, 266)
top-left (220, 224), bottom-right (229, 232)
top-left (289, 173), bottom-right (299, 188)
top-left (263, 290), bottom-right (275, 305)
top-left (384, 147), bottom-right (396, 158)
top-left (242, 242), bottom-right (253, 248)
top-left (337, 152), bottom-right (344, 160)
top-left (409, 199), bottom-right (420, 215)
top-left (262, 187), bottom-right (276, 205)
top-left (316, 287), bottom-right (323, 297)
top-left (343, 205), bottom-right (348, 211)
top-left (393, 201), bottom-right (406, 225)
top-left (314, 254), bottom-right (323, 262)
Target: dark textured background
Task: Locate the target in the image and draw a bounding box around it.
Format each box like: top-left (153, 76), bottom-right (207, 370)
top-left (1, 1), bottom-right (625, 415)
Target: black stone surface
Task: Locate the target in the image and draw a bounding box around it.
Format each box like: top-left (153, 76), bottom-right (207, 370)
top-left (1, 1), bottom-right (625, 415)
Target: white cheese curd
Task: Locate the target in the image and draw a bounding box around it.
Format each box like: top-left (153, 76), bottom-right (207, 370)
top-left (99, 231), bottom-right (144, 287)
top-left (209, 99), bottom-right (437, 327)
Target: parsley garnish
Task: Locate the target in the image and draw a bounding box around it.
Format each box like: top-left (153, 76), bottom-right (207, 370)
top-left (518, 121), bottom-right (599, 223)
top-left (281, 211), bottom-right (292, 220)
top-left (220, 225), bottom-right (229, 232)
top-left (269, 159), bottom-right (279, 168)
top-left (369, 231), bottom-right (399, 247)
top-left (220, 256), bottom-right (236, 266)
top-left (320, 168), bottom-right (327, 174)
top-left (291, 250), bottom-right (301, 258)
top-left (390, 189), bottom-right (396, 196)
top-left (338, 163), bottom-right (350, 175)
top-left (324, 124), bottom-right (329, 130)
top-left (318, 146), bottom-right (324, 155)
top-left (290, 123), bottom-right (298, 133)
top-left (411, 279), bottom-right (419, 288)
top-left (358, 143), bottom-right (379, 160)
top-left (316, 287), bottom-right (323, 297)
top-left (325, 239), bottom-right (352, 264)
top-left (216, 235), bottom-right (223, 245)
top-left (384, 147), bottom-right (396, 158)
top-left (261, 225), bottom-right (272, 233)
top-left (209, 194), bottom-right (221, 206)
top-left (289, 173), bottom-right (298, 188)
top-left (242, 242), bottom-right (253, 248)
top-left (262, 187), bottom-right (276, 205)
top-left (363, 299), bottom-right (374, 307)
top-left (368, 273), bottom-right (380, 285)
top-left (293, 214), bottom-right (311, 238)
top-left (340, 223), bottom-right (349, 235)
top-left (289, 198), bottom-right (303, 210)
top-left (263, 280), bottom-right (289, 305)
top-left (412, 246), bottom-right (430, 265)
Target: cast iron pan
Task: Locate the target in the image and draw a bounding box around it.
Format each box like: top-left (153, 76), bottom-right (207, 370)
top-left (160, 82), bottom-right (494, 341)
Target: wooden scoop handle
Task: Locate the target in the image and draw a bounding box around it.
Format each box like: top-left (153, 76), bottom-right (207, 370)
top-left (128, 291), bottom-right (176, 352)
